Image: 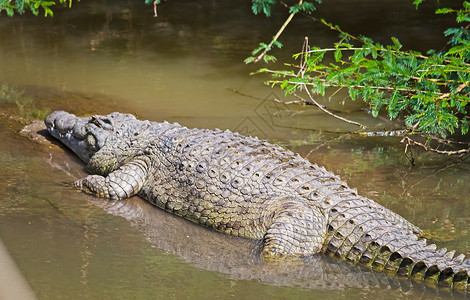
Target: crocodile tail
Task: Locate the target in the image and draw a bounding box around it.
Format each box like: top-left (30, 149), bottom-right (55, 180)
top-left (359, 242), bottom-right (470, 293)
top-left (323, 218), bottom-right (469, 293)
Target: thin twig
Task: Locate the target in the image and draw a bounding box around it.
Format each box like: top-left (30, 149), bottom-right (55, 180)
top-left (305, 47), bottom-right (366, 53)
top-left (266, 74), bottom-right (449, 96)
top-left (273, 98), bottom-right (311, 105)
top-left (400, 136), bottom-right (470, 155)
top-left (294, 90), bottom-right (366, 128)
top-left (427, 133), bottom-right (470, 145)
top-left (254, 0), bottom-right (303, 63)
top-left (403, 140), bottom-right (415, 166)
top-left (297, 37), bottom-right (310, 77)
top-left (438, 81), bottom-right (470, 100)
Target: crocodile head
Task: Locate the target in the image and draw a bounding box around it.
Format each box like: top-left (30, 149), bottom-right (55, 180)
top-left (45, 111), bottom-right (140, 163)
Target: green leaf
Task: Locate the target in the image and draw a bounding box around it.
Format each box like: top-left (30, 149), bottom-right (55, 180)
top-left (44, 7), bottom-right (53, 17)
top-left (5, 7), bottom-right (14, 16)
top-left (456, 11), bottom-right (470, 23)
top-left (446, 44), bottom-right (470, 56)
top-left (334, 48), bottom-right (342, 62)
top-left (306, 51), bottom-right (325, 66)
top-left (244, 56), bottom-right (255, 64)
top-left (461, 118), bottom-right (469, 134)
top-left (435, 8), bottom-right (453, 14)
top-left (263, 54), bottom-right (277, 63)
top-left (251, 0), bottom-right (276, 17)
top-left (251, 43), bottom-right (266, 55)
top-left (348, 87), bottom-right (356, 100)
top-left (391, 37), bottom-right (402, 50)
top-left (272, 40), bottom-right (283, 49)
top-left (413, 0), bottom-right (425, 9)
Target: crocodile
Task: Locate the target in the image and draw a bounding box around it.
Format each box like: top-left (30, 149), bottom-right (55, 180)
top-left (45, 110), bottom-right (470, 293)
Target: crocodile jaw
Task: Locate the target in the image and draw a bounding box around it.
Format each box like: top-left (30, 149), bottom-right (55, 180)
top-left (45, 111), bottom-right (97, 163)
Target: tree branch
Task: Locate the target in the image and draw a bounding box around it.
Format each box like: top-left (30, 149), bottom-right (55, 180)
top-left (400, 136), bottom-right (470, 156)
top-left (254, 0), bottom-right (303, 63)
top-left (153, 0), bottom-right (158, 17)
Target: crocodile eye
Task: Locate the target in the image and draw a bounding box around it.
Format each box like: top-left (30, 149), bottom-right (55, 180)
top-left (91, 116), bottom-right (113, 130)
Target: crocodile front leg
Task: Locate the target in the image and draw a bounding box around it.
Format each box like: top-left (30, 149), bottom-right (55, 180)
top-left (74, 157), bottom-right (150, 200)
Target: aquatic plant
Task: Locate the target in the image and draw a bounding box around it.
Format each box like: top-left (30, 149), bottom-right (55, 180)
top-left (0, 84), bottom-right (50, 120)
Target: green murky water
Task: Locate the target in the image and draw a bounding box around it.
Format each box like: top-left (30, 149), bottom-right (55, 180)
top-left (0, 0), bottom-right (468, 299)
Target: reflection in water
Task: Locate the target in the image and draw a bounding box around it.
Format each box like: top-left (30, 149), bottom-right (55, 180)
top-left (90, 193), bottom-right (443, 297)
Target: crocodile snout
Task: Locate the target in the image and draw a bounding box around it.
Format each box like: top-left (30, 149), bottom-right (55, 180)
top-left (45, 111), bottom-right (78, 134)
